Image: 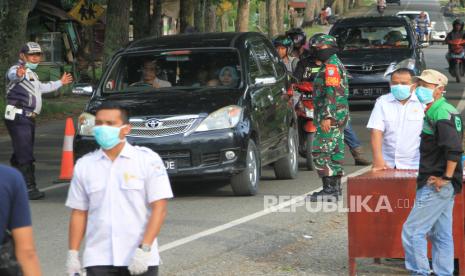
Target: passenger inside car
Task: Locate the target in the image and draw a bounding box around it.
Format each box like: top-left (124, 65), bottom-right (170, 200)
top-left (383, 30), bottom-right (404, 47)
top-left (140, 60), bottom-right (172, 88)
top-left (218, 66), bottom-right (239, 87)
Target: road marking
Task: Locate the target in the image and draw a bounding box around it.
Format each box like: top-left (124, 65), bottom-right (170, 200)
top-left (159, 166), bottom-right (372, 253)
top-left (41, 182), bottom-right (69, 191)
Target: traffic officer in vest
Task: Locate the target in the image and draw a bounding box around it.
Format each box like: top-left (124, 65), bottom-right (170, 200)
top-left (4, 42), bottom-right (73, 199)
top-left (307, 35), bottom-right (349, 202)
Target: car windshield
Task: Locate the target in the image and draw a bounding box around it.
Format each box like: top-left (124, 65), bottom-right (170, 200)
top-left (102, 49), bottom-right (241, 93)
top-left (332, 25), bottom-right (411, 50)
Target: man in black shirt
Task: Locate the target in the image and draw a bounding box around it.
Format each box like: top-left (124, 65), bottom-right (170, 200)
top-left (402, 69), bottom-right (463, 276)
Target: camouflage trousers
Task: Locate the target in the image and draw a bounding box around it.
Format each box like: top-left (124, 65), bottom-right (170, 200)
top-left (312, 126), bottom-right (345, 178)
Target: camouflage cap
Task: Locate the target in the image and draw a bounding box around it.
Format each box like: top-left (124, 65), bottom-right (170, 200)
top-left (311, 34), bottom-right (338, 47)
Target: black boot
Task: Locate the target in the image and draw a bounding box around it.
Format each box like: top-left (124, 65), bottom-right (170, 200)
top-left (331, 176), bottom-right (342, 197)
top-left (308, 177), bottom-right (338, 202)
top-left (18, 164), bottom-right (45, 200)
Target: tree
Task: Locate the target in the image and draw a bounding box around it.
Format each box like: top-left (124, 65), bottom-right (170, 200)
top-left (133, 0), bottom-right (150, 40)
top-left (179, 0), bottom-right (194, 32)
top-left (267, 0), bottom-right (278, 37)
top-left (276, 0), bottom-right (285, 33)
top-left (354, 0), bottom-right (363, 8)
top-left (103, 0), bottom-right (130, 65)
top-left (194, 0), bottom-right (206, 32)
top-left (205, 0), bottom-right (217, 32)
top-left (0, 0), bottom-right (33, 96)
top-left (304, 0), bottom-right (315, 26)
top-left (236, 0), bottom-right (250, 32)
top-left (150, 0), bottom-right (163, 37)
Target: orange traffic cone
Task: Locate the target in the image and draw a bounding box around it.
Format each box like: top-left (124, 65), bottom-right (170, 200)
top-left (57, 117), bottom-right (75, 182)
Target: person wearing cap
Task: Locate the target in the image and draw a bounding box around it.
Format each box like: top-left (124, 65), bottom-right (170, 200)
top-left (367, 63), bottom-right (424, 171)
top-left (4, 42), bottom-right (73, 200)
top-left (307, 34), bottom-right (349, 202)
top-left (402, 69), bottom-right (463, 276)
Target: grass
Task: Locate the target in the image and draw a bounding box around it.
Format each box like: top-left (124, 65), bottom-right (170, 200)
top-left (304, 25), bottom-right (325, 38)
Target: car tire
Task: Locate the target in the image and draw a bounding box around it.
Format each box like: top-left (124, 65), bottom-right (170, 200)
top-left (230, 140), bottom-right (260, 196)
top-left (274, 127), bottom-right (298, 179)
top-left (305, 132), bottom-right (315, 171)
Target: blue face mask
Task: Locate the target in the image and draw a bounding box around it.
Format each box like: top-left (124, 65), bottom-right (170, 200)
top-left (415, 86), bottom-right (435, 104)
top-left (92, 125), bottom-right (125, 150)
top-left (390, 84), bottom-right (412, 101)
top-left (25, 62), bottom-right (38, 70)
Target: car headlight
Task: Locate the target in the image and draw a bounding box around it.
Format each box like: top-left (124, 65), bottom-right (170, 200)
top-left (194, 105), bottom-right (242, 132)
top-left (78, 112), bottom-right (95, 136)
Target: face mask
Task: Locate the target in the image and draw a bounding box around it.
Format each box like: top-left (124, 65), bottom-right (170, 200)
top-left (390, 84), bottom-right (412, 101)
top-left (92, 125), bottom-right (126, 150)
top-left (25, 62), bottom-right (38, 70)
top-left (415, 86), bottom-right (435, 104)
top-left (315, 48), bottom-right (338, 62)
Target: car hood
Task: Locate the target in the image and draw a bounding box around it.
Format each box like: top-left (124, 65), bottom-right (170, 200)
top-left (90, 89), bottom-right (243, 117)
top-left (338, 48), bottom-right (413, 65)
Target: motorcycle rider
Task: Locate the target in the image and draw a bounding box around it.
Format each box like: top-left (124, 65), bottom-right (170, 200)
top-left (286, 28), bottom-right (311, 59)
top-left (445, 19), bottom-right (465, 71)
top-left (295, 33), bottom-right (324, 82)
top-left (377, 0), bottom-right (386, 16)
top-left (415, 11), bottom-right (431, 42)
top-left (273, 35), bottom-right (299, 75)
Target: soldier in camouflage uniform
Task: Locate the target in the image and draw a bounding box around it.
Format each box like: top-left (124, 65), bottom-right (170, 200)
top-left (308, 35), bottom-right (349, 202)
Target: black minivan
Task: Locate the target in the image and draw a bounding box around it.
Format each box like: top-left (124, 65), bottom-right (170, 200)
top-left (73, 32), bottom-right (298, 196)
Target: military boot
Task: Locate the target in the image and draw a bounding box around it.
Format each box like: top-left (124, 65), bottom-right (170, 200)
top-left (332, 176), bottom-right (342, 197)
top-left (18, 164), bottom-right (45, 200)
top-left (350, 147), bottom-right (371, 166)
top-left (308, 177), bottom-right (338, 202)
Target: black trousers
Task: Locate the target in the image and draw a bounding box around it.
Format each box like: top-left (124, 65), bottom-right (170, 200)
top-left (86, 266), bottom-right (158, 276)
top-left (4, 115), bottom-right (35, 166)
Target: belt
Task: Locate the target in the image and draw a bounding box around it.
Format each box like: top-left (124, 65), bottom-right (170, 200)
top-left (24, 111), bottom-right (37, 118)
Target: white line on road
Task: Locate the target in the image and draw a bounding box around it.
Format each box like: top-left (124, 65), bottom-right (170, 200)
top-left (41, 182), bottom-right (69, 191)
top-left (159, 166), bottom-right (372, 253)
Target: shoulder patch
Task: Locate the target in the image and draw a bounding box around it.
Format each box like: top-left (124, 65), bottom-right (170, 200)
top-left (455, 116), bottom-right (462, 132)
top-left (325, 64), bottom-right (340, 87)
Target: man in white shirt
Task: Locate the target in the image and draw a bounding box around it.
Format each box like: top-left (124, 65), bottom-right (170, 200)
top-left (367, 67), bottom-right (424, 171)
top-left (65, 102), bottom-right (173, 276)
top-left (142, 60), bottom-right (171, 88)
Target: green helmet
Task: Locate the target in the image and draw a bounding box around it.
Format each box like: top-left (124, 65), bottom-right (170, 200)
top-left (311, 34), bottom-right (338, 47)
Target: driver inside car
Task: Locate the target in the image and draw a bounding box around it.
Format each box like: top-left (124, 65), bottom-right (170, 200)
top-left (384, 30), bottom-right (404, 47)
top-left (134, 60), bottom-right (172, 88)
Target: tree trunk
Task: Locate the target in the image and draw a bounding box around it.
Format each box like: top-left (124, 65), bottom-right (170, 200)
top-left (133, 0), bottom-right (150, 40)
top-left (354, 0), bottom-right (363, 7)
top-left (344, 0), bottom-right (350, 12)
top-left (150, 0), bottom-right (162, 37)
top-left (220, 13), bottom-right (229, 32)
top-left (335, 0), bottom-right (344, 15)
top-left (258, 0), bottom-right (267, 31)
top-left (304, 0), bottom-right (315, 25)
top-left (179, 0), bottom-right (194, 33)
top-left (315, 0), bottom-right (321, 20)
top-left (103, 0), bottom-right (130, 65)
top-left (236, 0), bottom-right (250, 32)
top-left (276, 0), bottom-right (285, 33)
top-left (267, 0), bottom-right (278, 37)
top-left (0, 0), bottom-right (32, 96)
top-left (205, 0), bottom-right (216, 32)
top-left (194, 0), bottom-right (206, 32)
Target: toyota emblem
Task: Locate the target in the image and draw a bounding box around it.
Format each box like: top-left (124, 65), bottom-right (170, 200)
top-left (146, 118), bottom-right (162, 129)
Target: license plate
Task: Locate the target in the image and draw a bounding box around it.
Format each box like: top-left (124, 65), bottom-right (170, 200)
top-left (351, 87), bottom-right (386, 96)
top-left (164, 160), bottom-right (177, 171)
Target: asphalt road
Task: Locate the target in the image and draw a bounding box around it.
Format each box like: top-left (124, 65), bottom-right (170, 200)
top-left (0, 0), bottom-right (463, 275)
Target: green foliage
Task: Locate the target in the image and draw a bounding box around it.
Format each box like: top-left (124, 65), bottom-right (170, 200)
top-left (304, 25), bottom-right (325, 38)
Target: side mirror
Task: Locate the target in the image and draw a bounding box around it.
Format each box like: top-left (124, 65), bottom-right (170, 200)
top-left (255, 77), bottom-right (277, 85)
top-left (72, 83), bottom-right (94, 96)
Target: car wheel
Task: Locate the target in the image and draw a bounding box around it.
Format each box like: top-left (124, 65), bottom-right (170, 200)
top-left (230, 140), bottom-right (260, 196)
top-left (274, 127), bottom-right (298, 179)
top-left (305, 132), bottom-right (315, 171)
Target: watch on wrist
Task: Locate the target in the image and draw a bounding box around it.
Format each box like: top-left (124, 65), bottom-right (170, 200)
top-left (139, 244), bottom-right (151, 252)
top-left (442, 175), bottom-right (453, 181)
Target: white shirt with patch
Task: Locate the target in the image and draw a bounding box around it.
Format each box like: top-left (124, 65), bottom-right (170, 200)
top-left (65, 143), bottom-right (173, 267)
top-left (366, 93), bottom-right (425, 169)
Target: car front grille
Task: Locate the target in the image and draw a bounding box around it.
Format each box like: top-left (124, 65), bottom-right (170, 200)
top-left (346, 64), bottom-right (391, 75)
top-left (128, 115), bottom-right (198, 138)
